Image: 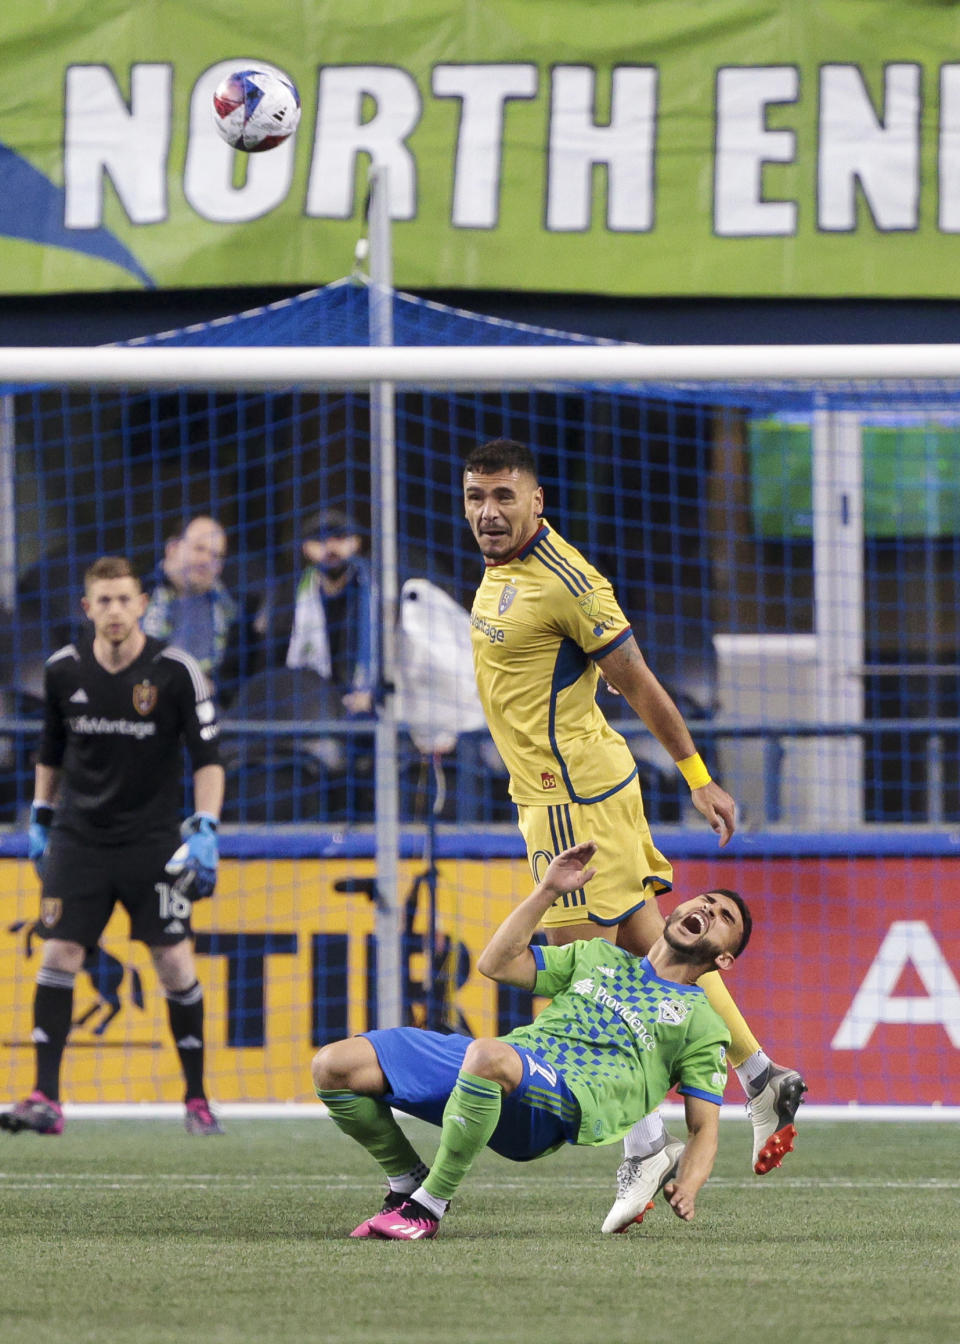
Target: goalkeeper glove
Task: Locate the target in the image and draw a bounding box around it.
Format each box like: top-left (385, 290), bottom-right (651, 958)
top-left (164, 813), bottom-right (219, 900)
top-left (28, 803), bottom-right (54, 876)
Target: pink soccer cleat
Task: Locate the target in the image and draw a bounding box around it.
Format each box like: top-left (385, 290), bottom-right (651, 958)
top-left (350, 1190), bottom-right (412, 1238)
top-left (184, 1097), bottom-right (224, 1136)
top-left (0, 1090), bottom-right (64, 1135)
top-left (365, 1197), bottom-right (440, 1240)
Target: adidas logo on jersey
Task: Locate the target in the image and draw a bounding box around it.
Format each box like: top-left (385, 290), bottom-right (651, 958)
top-left (69, 688), bottom-right (89, 704)
top-left (165, 919), bottom-right (185, 935)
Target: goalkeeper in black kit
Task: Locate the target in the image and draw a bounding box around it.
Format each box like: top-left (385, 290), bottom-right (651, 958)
top-left (1, 556), bottom-right (226, 1137)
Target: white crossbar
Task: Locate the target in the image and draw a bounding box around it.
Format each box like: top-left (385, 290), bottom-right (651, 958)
top-left (1, 344), bottom-right (960, 389)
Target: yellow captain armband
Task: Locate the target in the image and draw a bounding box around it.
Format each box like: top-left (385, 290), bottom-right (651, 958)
top-left (677, 752), bottom-right (712, 790)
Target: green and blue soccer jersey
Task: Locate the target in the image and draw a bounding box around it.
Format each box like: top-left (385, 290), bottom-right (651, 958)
top-left (502, 941), bottom-right (730, 1146)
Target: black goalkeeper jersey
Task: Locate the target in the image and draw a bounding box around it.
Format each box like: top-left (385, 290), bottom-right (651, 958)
top-left (37, 635), bottom-right (222, 845)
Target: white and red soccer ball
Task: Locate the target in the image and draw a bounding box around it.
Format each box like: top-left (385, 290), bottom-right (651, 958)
top-left (212, 68), bottom-right (301, 153)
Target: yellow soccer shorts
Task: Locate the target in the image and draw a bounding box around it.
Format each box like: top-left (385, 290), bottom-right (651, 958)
top-left (516, 778), bottom-right (673, 928)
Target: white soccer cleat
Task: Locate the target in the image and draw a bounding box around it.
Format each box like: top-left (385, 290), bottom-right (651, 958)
top-left (601, 1137), bottom-right (684, 1234)
top-left (747, 1064), bottom-right (807, 1174)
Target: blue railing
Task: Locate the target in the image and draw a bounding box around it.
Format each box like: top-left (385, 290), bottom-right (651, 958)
top-left (1, 714), bottom-right (958, 839)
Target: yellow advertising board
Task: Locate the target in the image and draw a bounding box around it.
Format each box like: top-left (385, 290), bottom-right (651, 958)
top-left (0, 857), bottom-right (537, 1104)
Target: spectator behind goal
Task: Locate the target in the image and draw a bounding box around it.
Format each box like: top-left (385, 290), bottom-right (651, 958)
top-left (143, 516), bottom-right (240, 701)
top-left (279, 508), bottom-right (376, 716)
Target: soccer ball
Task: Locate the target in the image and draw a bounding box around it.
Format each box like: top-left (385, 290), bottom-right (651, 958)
top-left (212, 69), bottom-right (301, 153)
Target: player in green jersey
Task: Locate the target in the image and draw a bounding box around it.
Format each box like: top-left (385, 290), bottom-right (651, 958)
top-left (312, 842), bottom-right (750, 1240)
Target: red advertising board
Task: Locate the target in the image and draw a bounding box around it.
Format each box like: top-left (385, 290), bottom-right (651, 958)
top-left (665, 857), bottom-right (960, 1105)
top-left (2, 853), bottom-right (957, 1105)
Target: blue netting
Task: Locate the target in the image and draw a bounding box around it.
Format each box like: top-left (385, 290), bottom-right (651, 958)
top-left (128, 278), bottom-right (605, 351)
top-left (3, 278), bottom-right (959, 1110)
top-left (2, 278), bottom-right (958, 832)
top-left (114, 277), bottom-right (960, 415)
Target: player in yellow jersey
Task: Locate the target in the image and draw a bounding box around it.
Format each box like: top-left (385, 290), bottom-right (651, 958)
top-left (463, 438), bottom-right (805, 1232)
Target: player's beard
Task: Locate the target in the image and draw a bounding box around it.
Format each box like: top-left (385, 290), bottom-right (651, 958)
top-left (316, 559), bottom-right (351, 582)
top-left (663, 914), bottom-right (722, 965)
top-left (183, 573), bottom-right (216, 594)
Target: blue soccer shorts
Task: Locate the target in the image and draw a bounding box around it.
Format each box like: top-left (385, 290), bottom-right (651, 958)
top-left (362, 1027), bottom-right (581, 1161)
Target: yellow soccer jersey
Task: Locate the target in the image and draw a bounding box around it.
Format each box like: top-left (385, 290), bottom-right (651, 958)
top-left (470, 522), bottom-right (638, 805)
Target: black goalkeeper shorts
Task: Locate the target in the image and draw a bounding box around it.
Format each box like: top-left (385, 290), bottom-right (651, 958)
top-left (38, 830), bottom-right (194, 948)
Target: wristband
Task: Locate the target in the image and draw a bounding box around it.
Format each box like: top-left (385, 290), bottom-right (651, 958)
top-left (676, 752), bottom-right (712, 790)
top-left (31, 803), bottom-right (55, 828)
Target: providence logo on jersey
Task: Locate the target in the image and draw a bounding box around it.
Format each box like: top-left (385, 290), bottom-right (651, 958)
top-left (571, 977), bottom-right (656, 1051)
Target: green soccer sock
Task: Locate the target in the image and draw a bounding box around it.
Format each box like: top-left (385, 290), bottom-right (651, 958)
top-left (316, 1089), bottom-right (423, 1178)
top-left (423, 1070), bottom-right (503, 1202)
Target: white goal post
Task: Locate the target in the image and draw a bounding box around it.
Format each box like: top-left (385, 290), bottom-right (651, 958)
top-left (2, 342), bottom-right (960, 388)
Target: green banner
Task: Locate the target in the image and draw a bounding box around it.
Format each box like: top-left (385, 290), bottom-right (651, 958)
top-left (3, 1), bottom-right (960, 296)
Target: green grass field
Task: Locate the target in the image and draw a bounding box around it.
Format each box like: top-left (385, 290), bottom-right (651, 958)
top-left (1, 1118), bottom-right (958, 1344)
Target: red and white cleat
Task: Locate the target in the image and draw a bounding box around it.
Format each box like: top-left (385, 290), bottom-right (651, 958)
top-left (747, 1065), bottom-right (807, 1174)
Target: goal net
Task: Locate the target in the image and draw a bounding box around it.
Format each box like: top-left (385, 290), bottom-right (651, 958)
top-left (1, 280), bottom-right (958, 1110)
